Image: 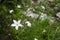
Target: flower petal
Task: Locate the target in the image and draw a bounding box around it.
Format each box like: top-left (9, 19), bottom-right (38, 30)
top-left (34, 38), bottom-right (38, 40)
top-left (19, 24), bottom-right (23, 27)
top-left (13, 20), bottom-right (17, 24)
top-left (15, 26), bottom-right (19, 30)
top-left (18, 19), bottom-right (21, 23)
top-left (25, 21), bottom-right (31, 27)
top-left (11, 24), bottom-right (16, 27)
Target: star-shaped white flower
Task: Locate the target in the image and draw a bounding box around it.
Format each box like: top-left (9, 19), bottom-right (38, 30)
top-left (9, 10), bottom-right (14, 13)
top-left (34, 38), bottom-right (38, 40)
top-left (11, 19), bottom-right (23, 30)
top-left (17, 5), bottom-right (21, 8)
top-left (41, 6), bottom-right (45, 10)
top-left (25, 21), bottom-right (31, 27)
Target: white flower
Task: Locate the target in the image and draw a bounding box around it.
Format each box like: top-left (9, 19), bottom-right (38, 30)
top-left (41, 6), bottom-right (45, 10)
top-left (25, 21), bottom-right (31, 27)
top-left (26, 7), bottom-right (35, 12)
top-left (11, 19), bottom-right (23, 30)
top-left (39, 13), bottom-right (47, 20)
top-left (34, 38), bottom-right (38, 40)
top-left (26, 11), bottom-right (39, 19)
top-left (9, 10), bottom-right (14, 13)
top-left (56, 12), bottom-right (60, 18)
top-left (42, 29), bottom-right (46, 33)
top-left (17, 5), bottom-right (21, 8)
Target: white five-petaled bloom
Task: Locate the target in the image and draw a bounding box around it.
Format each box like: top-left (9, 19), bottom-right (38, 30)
top-left (34, 38), bottom-right (38, 40)
top-left (56, 12), bottom-right (60, 18)
top-left (25, 21), bottom-right (31, 27)
top-left (41, 6), bottom-right (45, 10)
top-left (17, 5), bottom-right (21, 8)
top-left (9, 10), bottom-right (14, 13)
top-left (11, 20), bottom-right (23, 30)
top-left (39, 13), bottom-right (47, 20)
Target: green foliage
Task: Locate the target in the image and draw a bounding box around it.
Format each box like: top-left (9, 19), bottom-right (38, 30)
top-left (0, 0), bottom-right (60, 40)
